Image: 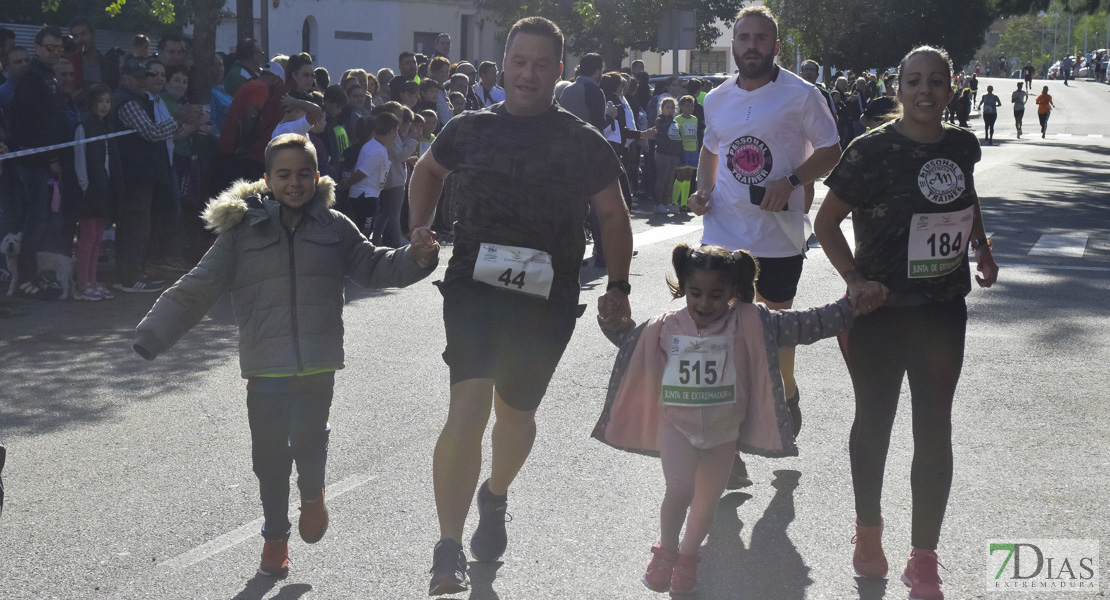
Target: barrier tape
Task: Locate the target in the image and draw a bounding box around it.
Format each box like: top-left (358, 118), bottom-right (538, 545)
top-left (0, 130), bottom-right (137, 162)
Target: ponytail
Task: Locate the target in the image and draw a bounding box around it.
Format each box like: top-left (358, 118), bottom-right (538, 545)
top-left (667, 243), bottom-right (760, 302)
top-left (667, 243), bottom-right (693, 298)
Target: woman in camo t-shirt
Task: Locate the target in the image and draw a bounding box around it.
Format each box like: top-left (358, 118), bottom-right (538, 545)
top-left (813, 45), bottom-right (999, 600)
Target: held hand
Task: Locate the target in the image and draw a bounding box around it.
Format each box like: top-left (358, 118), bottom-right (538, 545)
top-left (280, 93), bottom-right (296, 109)
top-left (409, 225), bottom-right (436, 248)
top-left (598, 289), bottom-right (632, 332)
top-left (689, 188), bottom-right (712, 215)
top-left (847, 279), bottom-right (889, 316)
top-left (641, 127), bottom-right (657, 140)
top-left (761, 178), bottom-right (794, 212)
top-left (408, 230), bottom-right (440, 269)
top-left (974, 248), bottom-right (998, 287)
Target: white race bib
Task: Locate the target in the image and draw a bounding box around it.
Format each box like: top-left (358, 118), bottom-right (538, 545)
top-left (906, 206), bottom-right (974, 279)
top-left (473, 243), bottom-right (554, 299)
top-left (661, 335), bottom-right (736, 407)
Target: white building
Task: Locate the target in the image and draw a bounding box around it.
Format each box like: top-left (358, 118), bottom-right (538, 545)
top-left (204, 0), bottom-right (505, 79)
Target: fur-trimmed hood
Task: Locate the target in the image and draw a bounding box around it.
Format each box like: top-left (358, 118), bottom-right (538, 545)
top-left (202, 176), bottom-right (337, 234)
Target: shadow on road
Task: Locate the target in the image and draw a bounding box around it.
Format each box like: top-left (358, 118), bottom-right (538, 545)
top-left (229, 574), bottom-right (311, 600)
top-left (699, 469), bottom-right (811, 599)
top-left (465, 561), bottom-right (503, 600)
top-left (0, 292), bottom-right (238, 437)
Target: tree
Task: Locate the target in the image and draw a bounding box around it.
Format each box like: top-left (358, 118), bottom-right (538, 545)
top-left (996, 0), bottom-right (1106, 15)
top-left (770, 0), bottom-right (995, 72)
top-left (477, 0), bottom-right (746, 71)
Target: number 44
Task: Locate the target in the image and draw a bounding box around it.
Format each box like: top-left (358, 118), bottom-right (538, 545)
top-left (498, 268), bottom-right (527, 290)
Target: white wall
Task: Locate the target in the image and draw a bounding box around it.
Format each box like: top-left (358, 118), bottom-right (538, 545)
top-left (217, 0), bottom-right (504, 82)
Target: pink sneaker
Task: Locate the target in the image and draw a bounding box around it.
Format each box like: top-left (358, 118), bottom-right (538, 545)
top-left (852, 519), bottom-right (888, 578)
top-left (670, 552), bottom-right (700, 595)
top-left (642, 542), bottom-right (677, 592)
top-left (901, 549), bottom-right (945, 600)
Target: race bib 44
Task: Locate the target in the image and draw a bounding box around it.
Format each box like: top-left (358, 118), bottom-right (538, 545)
top-left (473, 243), bottom-right (555, 299)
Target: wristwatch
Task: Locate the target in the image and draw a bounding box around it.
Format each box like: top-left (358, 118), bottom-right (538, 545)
top-left (970, 237), bottom-right (993, 252)
top-left (786, 173), bottom-right (801, 189)
top-left (606, 280), bottom-right (631, 295)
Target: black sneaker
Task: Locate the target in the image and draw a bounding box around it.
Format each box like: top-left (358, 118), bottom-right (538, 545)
top-left (114, 276), bottom-right (163, 293)
top-left (470, 479), bottom-right (510, 562)
top-left (786, 388), bottom-right (802, 437)
top-left (16, 278), bottom-right (62, 300)
top-left (428, 539), bottom-right (469, 596)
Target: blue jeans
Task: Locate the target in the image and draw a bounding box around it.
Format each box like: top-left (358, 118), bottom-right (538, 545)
top-left (245, 371), bottom-right (335, 540)
top-left (372, 186), bottom-right (404, 248)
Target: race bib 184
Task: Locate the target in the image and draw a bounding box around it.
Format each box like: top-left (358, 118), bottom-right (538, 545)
top-left (473, 243), bottom-right (555, 299)
top-left (907, 206), bottom-right (974, 278)
top-left (661, 335), bottom-right (736, 407)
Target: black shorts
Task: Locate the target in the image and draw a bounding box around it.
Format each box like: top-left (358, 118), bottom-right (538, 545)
top-left (439, 279), bottom-right (578, 412)
top-left (754, 254), bottom-right (805, 304)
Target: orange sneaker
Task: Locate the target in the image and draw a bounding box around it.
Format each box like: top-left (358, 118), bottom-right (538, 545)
top-left (258, 537), bottom-right (290, 578)
top-left (299, 488), bottom-right (329, 544)
top-left (852, 519), bottom-right (888, 578)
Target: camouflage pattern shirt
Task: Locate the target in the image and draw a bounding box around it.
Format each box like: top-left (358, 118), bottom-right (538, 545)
top-left (824, 122), bottom-right (982, 306)
top-left (431, 102), bottom-right (621, 308)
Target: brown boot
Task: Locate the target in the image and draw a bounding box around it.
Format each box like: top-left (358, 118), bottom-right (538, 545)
top-left (258, 536), bottom-right (290, 578)
top-left (299, 488), bottom-right (329, 544)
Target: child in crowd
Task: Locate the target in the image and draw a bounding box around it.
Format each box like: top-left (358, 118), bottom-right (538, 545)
top-left (72, 83), bottom-right (122, 301)
top-left (132, 133), bottom-right (438, 579)
top-left (271, 91), bottom-right (324, 139)
top-left (337, 112), bottom-right (398, 236)
top-left (672, 95), bottom-right (700, 212)
top-left (415, 79), bottom-right (441, 116)
top-left (653, 97), bottom-right (683, 215)
top-left (321, 85), bottom-right (350, 178)
top-left (306, 92), bottom-right (333, 179)
top-left (593, 243), bottom-right (855, 594)
top-left (448, 91), bottom-right (466, 116)
top-left (418, 109), bottom-right (438, 156)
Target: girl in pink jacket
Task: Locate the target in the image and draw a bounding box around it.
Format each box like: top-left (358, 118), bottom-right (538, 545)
top-left (594, 243), bottom-right (855, 594)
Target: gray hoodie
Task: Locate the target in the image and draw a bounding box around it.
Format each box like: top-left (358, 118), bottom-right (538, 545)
top-left (133, 176), bottom-right (436, 377)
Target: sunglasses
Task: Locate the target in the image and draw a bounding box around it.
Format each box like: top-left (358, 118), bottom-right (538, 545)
top-left (39, 43), bottom-right (64, 53)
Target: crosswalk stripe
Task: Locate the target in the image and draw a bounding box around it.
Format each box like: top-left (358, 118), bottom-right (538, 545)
top-left (1028, 233), bottom-right (1089, 258)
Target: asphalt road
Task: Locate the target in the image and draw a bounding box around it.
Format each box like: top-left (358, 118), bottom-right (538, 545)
top-left (1, 77), bottom-right (1108, 600)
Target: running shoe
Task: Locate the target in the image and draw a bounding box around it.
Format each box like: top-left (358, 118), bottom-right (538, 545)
top-left (298, 488), bottom-right (329, 544)
top-left (114, 276), bottom-right (163, 293)
top-left (428, 538), bottom-right (469, 596)
top-left (852, 519), bottom-right (888, 579)
top-left (901, 549), bottom-right (945, 600)
top-left (655, 203), bottom-right (672, 214)
top-left (93, 283), bottom-right (114, 299)
top-left (786, 388), bottom-right (802, 437)
top-left (725, 454), bottom-right (753, 489)
top-left (670, 552), bottom-right (700, 594)
top-left (257, 537), bottom-right (290, 578)
top-left (470, 479), bottom-right (510, 562)
top-left (642, 542), bottom-right (678, 592)
top-left (16, 278), bottom-right (62, 300)
top-left (75, 284), bottom-right (104, 301)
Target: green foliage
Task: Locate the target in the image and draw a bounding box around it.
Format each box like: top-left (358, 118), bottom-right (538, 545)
top-left (478, 0), bottom-right (745, 66)
top-left (104, 0), bottom-right (177, 24)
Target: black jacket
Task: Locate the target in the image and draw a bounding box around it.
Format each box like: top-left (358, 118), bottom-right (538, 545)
top-left (10, 57), bottom-right (70, 167)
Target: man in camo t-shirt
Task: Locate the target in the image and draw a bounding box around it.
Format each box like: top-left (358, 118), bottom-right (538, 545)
top-left (407, 16), bottom-right (634, 597)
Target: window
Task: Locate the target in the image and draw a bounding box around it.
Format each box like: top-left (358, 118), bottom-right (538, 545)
top-left (689, 50), bottom-right (727, 74)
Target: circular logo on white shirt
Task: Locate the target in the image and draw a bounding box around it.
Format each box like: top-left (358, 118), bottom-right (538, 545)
top-left (917, 159), bottom-right (965, 204)
top-left (726, 136), bottom-right (773, 185)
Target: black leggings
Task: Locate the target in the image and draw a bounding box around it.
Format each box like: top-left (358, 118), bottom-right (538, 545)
top-left (847, 298), bottom-right (966, 550)
top-left (1038, 112), bottom-right (1050, 133)
top-left (983, 112), bottom-right (997, 140)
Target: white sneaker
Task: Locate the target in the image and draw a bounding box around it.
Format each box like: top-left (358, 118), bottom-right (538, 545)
top-left (655, 204), bottom-right (672, 214)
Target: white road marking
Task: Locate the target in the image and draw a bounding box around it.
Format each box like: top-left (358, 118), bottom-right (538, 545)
top-left (158, 471), bottom-right (377, 569)
top-left (1088, 134), bottom-right (1103, 138)
top-left (1001, 263), bottom-right (1110, 273)
top-left (1028, 233), bottom-right (1089, 257)
top-left (585, 222), bottom-right (703, 257)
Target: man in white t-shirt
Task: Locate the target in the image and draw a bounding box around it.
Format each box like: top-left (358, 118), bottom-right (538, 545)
top-left (271, 91), bottom-right (323, 139)
top-left (690, 6), bottom-right (841, 481)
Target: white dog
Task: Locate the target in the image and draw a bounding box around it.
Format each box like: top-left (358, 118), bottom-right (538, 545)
top-left (1, 232), bottom-right (20, 296)
top-left (36, 251), bottom-right (76, 300)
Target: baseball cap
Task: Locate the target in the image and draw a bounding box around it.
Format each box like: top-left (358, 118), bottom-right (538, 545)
top-left (120, 56), bottom-right (150, 77)
top-left (261, 60), bottom-right (284, 80)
